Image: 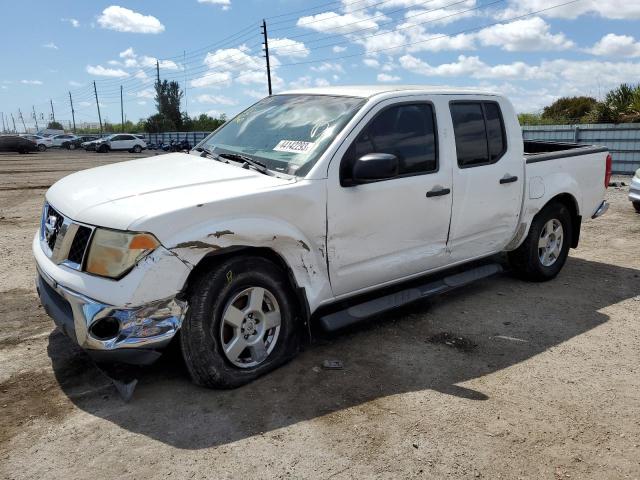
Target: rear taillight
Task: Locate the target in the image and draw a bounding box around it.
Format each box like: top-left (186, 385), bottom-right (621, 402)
top-left (605, 153), bottom-right (613, 188)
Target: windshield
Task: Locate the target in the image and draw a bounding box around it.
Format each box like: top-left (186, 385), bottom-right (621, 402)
top-left (197, 94), bottom-right (365, 176)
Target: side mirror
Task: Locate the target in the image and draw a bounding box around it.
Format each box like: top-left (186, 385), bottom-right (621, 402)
top-left (352, 153), bottom-right (399, 184)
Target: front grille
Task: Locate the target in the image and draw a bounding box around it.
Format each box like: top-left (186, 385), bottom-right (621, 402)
top-left (67, 226), bottom-right (92, 265)
top-left (40, 202), bottom-right (94, 270)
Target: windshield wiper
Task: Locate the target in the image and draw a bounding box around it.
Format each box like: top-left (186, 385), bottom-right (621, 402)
top-left (218, 152), bottom-right (270, 175)
top-left (194, 146), bottom-right (221, 161)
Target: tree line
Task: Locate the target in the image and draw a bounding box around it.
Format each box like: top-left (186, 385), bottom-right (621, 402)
top-left (75, 79), bottom-right (228, 134)
top-left (519, 83), bottom-right (640, 125)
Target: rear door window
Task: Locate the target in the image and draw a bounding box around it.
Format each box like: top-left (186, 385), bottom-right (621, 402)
top-left (450, 101), bottom-right (507, 168)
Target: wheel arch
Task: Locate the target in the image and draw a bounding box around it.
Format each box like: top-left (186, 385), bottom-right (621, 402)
top-left (180, 246), bottom-right (312, 340)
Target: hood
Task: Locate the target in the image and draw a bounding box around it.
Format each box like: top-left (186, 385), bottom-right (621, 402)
top-left (46, 152), bottom-right (292, 230)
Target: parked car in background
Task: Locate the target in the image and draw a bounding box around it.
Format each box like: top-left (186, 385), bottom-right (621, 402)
top-left (630, 168), bottom-right (640, 213)
top-left (50, 134), bottom-right (79, 148)
top-left (33, 87), bottom-right (611, 388)
top-left (63, 135), bottom-right (99, 150)
top-left (21, 134), bottom-right (53, 151)
top-left (0, 135), bottom-right (38, 153)
top-left (37, 129), bottom-right (64, 137)
top-left (95, 133), bottom-right (146, 153)
top-left (82, 138), bottom-right (103, 151)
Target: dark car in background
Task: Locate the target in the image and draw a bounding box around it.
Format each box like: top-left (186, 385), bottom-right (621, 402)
top-left (63, 135), bottom-right (100, 150)
top-left (0, 135), bottom-right (38, 154)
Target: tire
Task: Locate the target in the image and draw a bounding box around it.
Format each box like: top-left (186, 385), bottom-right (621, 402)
top-left (508, 201), bottom-right (572, 282)
top-left (633, 202), bottom-right (640, 214)
top-left (98, 144), bottom-right (109, 153)
top-left (180, 256), bottom-right (300, 388)
top-left (132, 145), bottom-right (142, 153)
top-left (37, 144), bottom-right (46, 152)
top-left (68, 143), bottom-right (76, 150)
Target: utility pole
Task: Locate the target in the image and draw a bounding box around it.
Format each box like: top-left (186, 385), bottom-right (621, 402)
top-left (68, 91), bottom-right (76, 133)
top-left (156, 60), bottom-right (160, 86)
top-left (50, 99), bottom-right (55, 124)
top-left (120, 85), bottom-right (124, 132)
top-left (261, 19), bottom-right (273, 96)
top-left (32, 106), bottom-right (39, 132)
top-left (18, 109), bottom-right (27, 133)
top-left (1, 112), bottom-right (5, 133)
top-left (183, 50), bottom-right (188, 115)
top-left (93, 81), bottom-right (103, 134)
top-left (11, 113), bottom-right (16, 133)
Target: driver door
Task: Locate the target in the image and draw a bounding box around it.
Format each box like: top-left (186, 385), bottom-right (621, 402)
top-left (326, 98), bottom-right (453, 297)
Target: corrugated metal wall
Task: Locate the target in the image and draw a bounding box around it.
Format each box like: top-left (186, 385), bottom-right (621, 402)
top-left (522, 124), bottom-right (640, 175)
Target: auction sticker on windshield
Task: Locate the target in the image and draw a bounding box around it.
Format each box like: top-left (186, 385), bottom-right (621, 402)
top-left (273, 140), bottom-right (315, 154)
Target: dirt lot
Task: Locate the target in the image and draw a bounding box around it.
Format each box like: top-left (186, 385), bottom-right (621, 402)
top-left (0, 149), bottom-right (639, 479)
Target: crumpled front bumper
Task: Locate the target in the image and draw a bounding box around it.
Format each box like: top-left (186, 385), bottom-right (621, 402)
top-left (36, 265), bottom-right (187, 365)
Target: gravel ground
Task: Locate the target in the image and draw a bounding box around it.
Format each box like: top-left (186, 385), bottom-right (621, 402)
top-left (0, 149), bottom-right (639, 479)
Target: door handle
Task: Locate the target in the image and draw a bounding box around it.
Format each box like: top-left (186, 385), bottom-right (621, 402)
top-left (500, 175), bottom-right (518, 184)
top-left (426, 187), bottom-right (451, 198)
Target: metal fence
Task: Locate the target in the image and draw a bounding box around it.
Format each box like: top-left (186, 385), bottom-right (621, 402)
top-left (522, 124), bottom-right (640, 175)
top-left (140, 131), bottom-right (211, 145)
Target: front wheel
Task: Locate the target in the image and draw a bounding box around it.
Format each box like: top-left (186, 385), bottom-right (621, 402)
top-left (98, 144), bottom-right (109, 153)
top-left (508, 202), bottom-right (572, 282)
top-left (132, 145), bottom-right (142, 153)
top-left (68, 143), bottom-right (76, 150)
top-left (633, 201), bottom-right (640, 213)
top-left (181, 256), bottom-right (300, 388)
top-left (37, 144), bottom-right (46, 152)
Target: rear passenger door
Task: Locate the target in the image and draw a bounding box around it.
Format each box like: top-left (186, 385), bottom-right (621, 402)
top-left (327, 99), bottom-right (453, 296)
top-left (110, 135), bottom-right (127, 150)
top-left (447, 99), bottom-right (524, 262)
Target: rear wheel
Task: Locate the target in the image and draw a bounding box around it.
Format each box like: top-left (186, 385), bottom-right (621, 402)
top-left (132, 145), bottom-right (142, 153)
top-left (633, 201), bottom-right (640, 213)
top-left (508, 202), bottom-right (572, 281)
top-left (180, 256), bottom-right (300, 388)
top-left (98, 144), bottom-right (109, 153)
top-left (37, 144), bottom-right (46, 152)
top-left (68, 143), bottom-right (76, 150)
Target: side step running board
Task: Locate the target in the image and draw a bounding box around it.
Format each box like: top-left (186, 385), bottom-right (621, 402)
top-left (319, 263), bottom-right (503, 331)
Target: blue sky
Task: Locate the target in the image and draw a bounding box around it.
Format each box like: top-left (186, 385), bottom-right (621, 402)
top-left (2, 0), bottom-right (640, 131)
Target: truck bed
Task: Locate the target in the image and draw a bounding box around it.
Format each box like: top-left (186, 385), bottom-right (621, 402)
top-left (524, 140), bottom-right (608, 163)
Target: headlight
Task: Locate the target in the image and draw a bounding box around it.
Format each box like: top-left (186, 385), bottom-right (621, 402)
top-left (85, 229), bottom-right (160, 279)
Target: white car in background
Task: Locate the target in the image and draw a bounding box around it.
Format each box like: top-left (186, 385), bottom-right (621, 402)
top-left (21, 134), bottom-right (53, 151)
top-left (95, 134), bottom-right (146, 153)
top-left (630, 168), bottom-right (640, 213)
top-left (50, 134), bottom-right (79, 148)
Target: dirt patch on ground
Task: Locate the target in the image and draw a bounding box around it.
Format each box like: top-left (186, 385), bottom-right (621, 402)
top-left (0, 150), bottom-right (638, 480)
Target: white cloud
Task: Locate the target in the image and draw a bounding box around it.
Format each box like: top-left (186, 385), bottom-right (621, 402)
top-left (297, 11), bottom-right (380, 35)
top-left (137, 101), bottom-right (147, 105)
top-left (244, 89), bottom-right (266, 99)
top-left (43, 42), bottom-right (58, 50)
top-left (333, 46), bottom-right (347, 53)
top-left (196, 94), bottom-right (237, 105)
top-left (69, 81), bottom-right (84, 87)
top-left (119, 47), bottom-right (136, 58)
top-left (477, 17), bottom-right (573, 51)
top-left (497, 0), bottom-right (640, 20)
top-left (310, 62), bottom-right (344, 73)
top-left (315, 78), bottom-right (331, 87)
top-left (136, 88), bottom-right (155, 99)
top-left (269, 38), bottom-right (310, 58)
top-left (588, 34), bottom-right (640, 58)
top-left (377, 73), bottom-right (401, 82)
top-left (198, 0), bottom-right (231, 10)
top-left (61, 18), bottom-right (79, 27)
top-left (363, 58), bottom-right (380, 68)
top-left (399, 54), bottom-right (552, 80)
top-left (21, 80), bottom-right (43, 85)
top-left (86, 65), bottom-right (129, 77)
top-left (97, 6), bottom-right (165, 34)
top-left (79, 101), bottom-right (92, 107)
top-left (190, 71), bottom-right (233, 88)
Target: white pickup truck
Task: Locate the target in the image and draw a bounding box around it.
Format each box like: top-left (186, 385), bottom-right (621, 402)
top-left (34, 86), bottom-right (611, 388)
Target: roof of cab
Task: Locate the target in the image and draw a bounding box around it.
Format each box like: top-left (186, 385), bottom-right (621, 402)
top-left (279, 85), bottom-right (501, 98)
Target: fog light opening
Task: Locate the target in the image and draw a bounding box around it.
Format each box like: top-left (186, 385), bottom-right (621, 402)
top-left (90, 317), bottom-right (120, 341)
